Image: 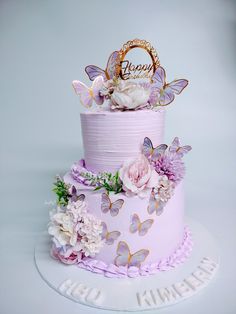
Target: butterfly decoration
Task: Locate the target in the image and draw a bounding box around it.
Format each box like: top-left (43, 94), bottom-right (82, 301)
top-left (129, 214), bottom-right (154, 236)
top-left (169, 137), bottom-right (192, 157)
top-left (85, 51), bottom-right (120, 81)
top-left (143, 137), bottom-right (168, 161)
top-left (72, 75), bottom-right (104, 108)
top-left (101, 193), bottom-right (124, 217)
top-left (70, 186), bottom-right (85, 203)
top-left (151, 66), bottom-right (188, 106)
top-left (147, 188), bottom-right (165, 216)
top-left (114, 241), bottom-right (149, 268)
top-left (101, 222), bottom-right (121, 245)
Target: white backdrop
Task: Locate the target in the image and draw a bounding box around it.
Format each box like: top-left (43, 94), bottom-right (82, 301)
top-left (0, 1), bottom-right (236, 313)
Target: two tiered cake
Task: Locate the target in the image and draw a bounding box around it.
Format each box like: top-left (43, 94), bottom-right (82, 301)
top-left (48, 39), bottom-right (192, 278)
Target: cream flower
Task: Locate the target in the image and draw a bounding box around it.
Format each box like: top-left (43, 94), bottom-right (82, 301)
top-left (119, 154), bottom-right (159, 198)
top-left (48, 211), bottom-right (77, 247)
top-left (110, 80), bottom-right (150, 110)
top-left (156, 175), bottom-right (174, 202)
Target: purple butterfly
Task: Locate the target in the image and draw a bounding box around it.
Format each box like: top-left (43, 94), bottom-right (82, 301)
top-left (147, 189), bottom-right (165, 216)
top-left (101, 193), bottom-right (124, 217)
top-left (129, 214), bottom-right (154, 236)
top-left (169, 137), bottom-right (192, 157)
top-left (70, 185), bottom-right (85, 203)
top-left (101, 222), bottom-right (121, 245)
top-left (85, 51), bottom-right (120, 81)
top-left (72, 76), bottom-right (104, 108)
top-left (114, 241), bottom-right (149, 268)
top-left (151, 67), bottom-right (188, 106)
top-left (143, 137), bottom-right (168, 161)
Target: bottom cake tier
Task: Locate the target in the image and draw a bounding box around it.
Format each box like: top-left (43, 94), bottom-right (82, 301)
top-left (64, 173), bottom-right (193, 278)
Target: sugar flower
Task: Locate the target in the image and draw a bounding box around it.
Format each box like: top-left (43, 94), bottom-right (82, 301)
top-left (110, 80), bottom-right (150, 110)
top-left (119, 154), bottom-right (159, 198)
top-left (156, 175), bottom-right (174, 202)
top-left (48, 195), bottom-right (104, 265)
top-left (153, 152), bottom-right (185, 184)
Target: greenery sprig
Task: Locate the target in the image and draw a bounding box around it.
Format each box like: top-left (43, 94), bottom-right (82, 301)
top-left (52, 176), bottom-right (70, 206)
top-left (81, 171), bottom-right (123, 194)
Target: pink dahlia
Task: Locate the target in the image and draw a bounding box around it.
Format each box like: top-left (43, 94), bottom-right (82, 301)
top-left (153, 153), bottom-right (185, 184)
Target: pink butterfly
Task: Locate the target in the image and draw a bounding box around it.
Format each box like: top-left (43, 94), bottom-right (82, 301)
top-left (115, 241), bottom-right (149, 268)
top-left (129, 214), bottom-right (154, 236)
top-left (152, 67), bottom-right (188, 106)
top-left (143, 137), bottom-right (167, 161)
top-left (169, 137), bottom-right (192, 157)
top-left (85, 51), bottom-right (120, 81)
top-left (147, 189), bottom-right (165, 216)
top-left (72, 75), bottom-right (104, 108)
top-left (101, 222), bottom-right (121, 245)
top-left (101, 193), bottom-right (124, 217)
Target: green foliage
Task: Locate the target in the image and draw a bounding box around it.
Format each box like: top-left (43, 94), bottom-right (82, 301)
top-left (52, 176), bottom-right (70, 206)
top-left (82, 171), bottom-right (123, 194)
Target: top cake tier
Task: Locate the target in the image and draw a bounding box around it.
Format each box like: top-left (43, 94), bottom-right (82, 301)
top-left (81, 110), bottom-right (165, 173)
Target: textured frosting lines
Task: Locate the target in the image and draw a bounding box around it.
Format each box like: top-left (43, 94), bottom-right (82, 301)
top-left (81, 110), bottom-right (165, 173)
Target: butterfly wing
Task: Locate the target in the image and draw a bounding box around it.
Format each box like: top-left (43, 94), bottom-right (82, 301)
top-left (101, 193), bottom-right (111, 214)
top-left (176, 145), bottom-right (192, 157)
top-left (139, 219), bottom-right (154, 236)
top-left (101, 221), bottom-right (108, 240)
top-left (106, 51), bottom-right (119, 79)
top-left (158, 87), bottom-right (175, 106)
top-left (152, 67), bottom-right (166, 92)
top-left (129, 249), bottom-right (149, 267)
top-left (72, 80), bottom-right (93, 108)
top-left (106, 231), bottom-right (121, 245)
top-left (169, 137), bottom-right (180, 154)
top-left (143, 137), bottom-right (154, 158)
top-left (167, 79), bottom-right (188, 95)
top-left (77, 194), bottom-right (85, 202)
top-left (115, 241), bottom-right (130, 267)
top-left (110, 199), bottom-right (124, 217)
top-left (85, 65), bottom-right (106, 81)
top-left (91, 76), bottom-right (104, 105)
top-left (129, 214), bottom-right (140, 234)
top-left (148, 190), bottom-right (160, 215)
top-left (151, 144), bottom-right (168, 161)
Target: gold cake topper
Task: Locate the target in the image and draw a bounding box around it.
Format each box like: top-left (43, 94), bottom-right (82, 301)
top-left (116, 39), bottom-right (160, 81)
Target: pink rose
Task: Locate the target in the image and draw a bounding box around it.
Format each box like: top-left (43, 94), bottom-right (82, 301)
top-left (119, 154), bottom-right (159, 198)
top-left (51, 245), bottom-right (82, 265)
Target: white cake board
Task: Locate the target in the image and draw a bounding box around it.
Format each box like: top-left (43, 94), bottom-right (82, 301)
top-left (34, 218), bottom-right (219, 312)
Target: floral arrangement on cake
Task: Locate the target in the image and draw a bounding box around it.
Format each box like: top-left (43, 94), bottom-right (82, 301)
top-left (48, 182), bottom-right (104, 264)
top-left (71, 137), bottom-right (191, 215)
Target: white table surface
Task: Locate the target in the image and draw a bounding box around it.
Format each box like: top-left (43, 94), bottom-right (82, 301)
top-left (1, 1), bottom-right (236, 313)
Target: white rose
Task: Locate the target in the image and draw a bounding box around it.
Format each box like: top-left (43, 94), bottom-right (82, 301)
top-left (111, 81), bottom-right (150, 110)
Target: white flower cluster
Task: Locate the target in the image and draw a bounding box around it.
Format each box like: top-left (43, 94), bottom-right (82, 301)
top-left (155, 175), bottom-right (175, 203)
top-left (48, 197), bottom-right (103, 263)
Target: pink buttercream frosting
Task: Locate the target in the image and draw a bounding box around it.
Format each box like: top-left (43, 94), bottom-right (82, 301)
top-left (77, 226), bottom-right (193, 278)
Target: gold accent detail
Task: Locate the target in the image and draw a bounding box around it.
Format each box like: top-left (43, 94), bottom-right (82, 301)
top-left (116, 39), bottom-right (160, 81)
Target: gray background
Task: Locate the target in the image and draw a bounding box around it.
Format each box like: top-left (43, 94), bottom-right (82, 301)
top-left (0, 0), bottom-right (235, 313)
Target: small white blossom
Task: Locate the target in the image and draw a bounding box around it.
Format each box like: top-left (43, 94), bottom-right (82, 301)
top-left (156, 175), bottom-right (174, 202)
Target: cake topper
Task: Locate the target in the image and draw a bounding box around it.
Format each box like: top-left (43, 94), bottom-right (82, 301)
top-left (116, 39), bottom-right (160, 81)
top-left (72, 39), bottom-right (188, 110)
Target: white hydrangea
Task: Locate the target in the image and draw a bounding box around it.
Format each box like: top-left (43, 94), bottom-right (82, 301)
top-left (156, 175), bottom-right (174, 203)
top-left (48, 197), bottom-right (103, 260)
top-left (79, 213), bottom-right (104, 257)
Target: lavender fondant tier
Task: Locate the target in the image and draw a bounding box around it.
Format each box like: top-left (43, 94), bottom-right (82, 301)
top-left (64, 173), bottom-right (185, 268)
top-left (80, 109), bottom-right (165, 173)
